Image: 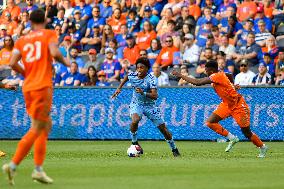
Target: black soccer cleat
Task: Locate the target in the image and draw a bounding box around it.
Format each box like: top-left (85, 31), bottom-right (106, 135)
top-left (132, 142), bottom-right (143, 154)
top-left (172, 148), bottom-right (181, 157)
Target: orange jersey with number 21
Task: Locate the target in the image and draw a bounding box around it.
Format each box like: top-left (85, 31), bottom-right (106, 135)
top-left (14, 29), bottom-right (57, 92)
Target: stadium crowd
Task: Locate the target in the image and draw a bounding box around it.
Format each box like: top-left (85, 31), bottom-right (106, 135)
top-left (0, 0), bottom-right (284, 87)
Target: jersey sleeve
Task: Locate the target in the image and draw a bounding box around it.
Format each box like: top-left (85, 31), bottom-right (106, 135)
top-left (48, 30), bottom-right (58, 45)
top-left (209, 73), bottom-right (222, 84)
top-left (149, 75), bottom-right (157, 89)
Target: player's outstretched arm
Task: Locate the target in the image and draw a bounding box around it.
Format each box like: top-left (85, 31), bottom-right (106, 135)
top-left (49, 43), bottom-right (71, 67)
top-left (111, 75), bottom-right (129, 99)
top-left (171, 70), bottom-right (211, 86)
top-left (9, 49), bottom-right (25, 76)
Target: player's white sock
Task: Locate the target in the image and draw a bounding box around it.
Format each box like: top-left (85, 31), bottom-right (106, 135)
top-left (226, 133), bottom-right (236, 140)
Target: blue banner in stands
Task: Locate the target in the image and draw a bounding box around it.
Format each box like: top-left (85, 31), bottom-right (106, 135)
top-left (0, 87), bottom-right (283, 140)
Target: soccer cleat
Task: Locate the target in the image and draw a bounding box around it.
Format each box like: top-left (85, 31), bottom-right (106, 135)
top-left (132, 142), bottom-right (143, 154)
top-left (172, 148), bottom-right (181, 157)
top-left (0, 150), bottom-right (6, 157)
top-left (225, 137), bottom-right (239, 152)
top-left (258, 145), bottom-right (268, 158)
top-left (2, 163), bottom-right (15, 186)
top-left (32, 170), bottom-right (54, 184)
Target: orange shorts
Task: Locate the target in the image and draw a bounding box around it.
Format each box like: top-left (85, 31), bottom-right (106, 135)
top-left (213, 97), bottom-right (250, 127)
top-left (23, 87), bottom-right (53, 122)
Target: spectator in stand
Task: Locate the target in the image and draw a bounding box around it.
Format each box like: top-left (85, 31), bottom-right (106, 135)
top-left (99, 0), bottom-right (113, 19)
top-left (202, 0), bottom-right (218, 16)
top-left (67, 47), bottom-right (85, 74)
top-left (147, 38), bottom-right (162, 68)
top-left (115, 24), bottom-right (128, 49)
top-left (275, 67), bottom-right (284, 85)
top-left (107, 8), bottom-right (127, 35)
top-left (123, 34), bottom-right (140, 66)
top-left (2, 70), bottom-right (23, 87)
top-left (0, 0), bottom-right (21, 22)
top-left (101, 48), bottom-right (121, 82)
top-left (101, 24), bottom-right (115, 52)
top-left (261, 53), bottom-right (276, 78)
top-left (216, 0), bottom-right (236, 20)
top-left (233, 32), bottom-right (262, 70)
top-left (252, 63), bottom-right (272, 85)
top-left (17, 11), bottom-right (31, 36)
top-left (0, 25), bottom-right (8, 48)
top-left (276, 51), bottom-right (284, 75)
top-left (82, 65), bottom-right (97, 86)
top-left (52, 7), bottom-right (65, 29)
top-left (139, 49), bottom-right (148, 59)
top-left (196, 49), bottom-right (214, 78)
top-left (120, 58), bottom-right (131, 81)
top-left (81, 23), bottom-right (101, 52)
top-left (0, 35), bottom-right (14, 80)
top-left (160, 0), bottom-right (183, 18)
top-left (96, 70), bottom-right (110, 86)
top-left (160, 20), bottom-right (180, 47)
top-left (155, 36), bottom-right (179, 70)
top-left (255, 20), bottom-right (272, 47)
top-left (254, 6), bottom-right (272, 32)
top-left (60, 62), bottom-right (82, 86)
top-left (22, 0), bottom-right (38, 13)
top-left (62, 0), bottom-right (74, 19)
top-left (220, 7), bottom-right (243, 36)
top-left (156, 8), bottom-right (175, 37)
top-left (217, 57), bottom-right (230, 73)
top-left (188, 0), bottom-right (201, 20)
top-left (1, 12), bottom-right (18, 36)
top-left (195, 6), bottom-right (219, 36)
top-left (234, 59), bottom-right (255, 86)
top-left (217, 51), bottom-right (235, 74)
top-left (42, 0), bottom-right (58, 29)
top-left (52, 66), bottom-right (61, 86)
top-left (182, 33), bottom-right (200, 65)
top-left (196, 21), bottom-right (213, 47)
top-left (72, 10), bottom-right (87, 44)
top-left (152, 0), bottom-right (168, 17)
top-left (151, 63), bottom-right (170, 86)
top-left (180, 23), bottom-right (194, 38)
top-left (262, 35), bottom-right (279, 60)
top-left (234, 19), bottom-right (254, 47)
top-left (85, 6), bottom-right (106, 36)
top-left (200, 47), bottom-right (215, 61)
top-left (200, 34), bottom-right (219, 59)
top-left (136, 21), bottom-right (157, 50)
top-left (219, 34), bottom-right (235, 60)
top-left (175, 6), bottom-right (195, 33)
top-left (126, 8), bottom-right (140, 34)
top-left (211, 26), bottom-right (221, 46)
top-left (73, 0), bottom-right (92, 21)
top-left (273, 0), bottom-right (284, 28)
top-left (81, 49), bottom-right (103, 74)
top-left (108, 38), bottom-right (124, 62)
top-left (263, 0), bottom-right (274, 19)
top-left (139, 5), bottom-right (160, 30)
top-left (236, 0), bottom-right (257, 22)
top-left (54, 24), bottom-right (62, 40)
top-left (178, 65), bottom-right (194, 86)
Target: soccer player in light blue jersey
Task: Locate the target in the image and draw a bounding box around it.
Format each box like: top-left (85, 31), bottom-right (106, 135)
top-left (112, 57), bottom-right (180, 157)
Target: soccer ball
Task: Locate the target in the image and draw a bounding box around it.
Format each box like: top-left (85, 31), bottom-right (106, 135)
top-left (127, 145), bottom-right (142, 157)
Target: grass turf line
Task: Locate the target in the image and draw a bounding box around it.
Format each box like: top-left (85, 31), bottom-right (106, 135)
top-left (0, 141), bottom-right (283, 189)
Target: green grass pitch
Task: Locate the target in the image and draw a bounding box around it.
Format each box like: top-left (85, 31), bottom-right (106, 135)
top-left (0, 141), bottom-right (283, 189)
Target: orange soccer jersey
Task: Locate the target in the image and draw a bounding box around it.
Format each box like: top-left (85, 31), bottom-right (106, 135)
top-left (209, 72), bottom-right (250, 127)
top-left (14, 29), bottom-right (57, 121)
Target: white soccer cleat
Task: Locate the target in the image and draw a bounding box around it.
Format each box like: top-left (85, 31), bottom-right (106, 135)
top-left (2, 163), bottom-right (15, 186)
top-left (258, 145), bottom-right (268, 158)
top-left (225, 137), bottom-right (239, 152)
top-left (32, 170), bottom-right (53, 184)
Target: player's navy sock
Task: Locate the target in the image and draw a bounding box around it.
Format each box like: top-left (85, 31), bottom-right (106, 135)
top-left (130, 131), bottom-right (138, 144)
top-left (35, 166), bottom-right (43, 172)
top-left (166, 138), bottom-right (177, 150)
top-left (9, 162), bottom-right (17, 171)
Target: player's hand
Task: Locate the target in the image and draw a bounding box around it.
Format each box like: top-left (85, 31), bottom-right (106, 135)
top-left (135, 87), bottom-right (144, 94)
top-left (111, 88), bottom-right (121, 99)
top-left (234, 84), bottom-right (241, 90)
top-left (171, 70), bottom-right (181, 77)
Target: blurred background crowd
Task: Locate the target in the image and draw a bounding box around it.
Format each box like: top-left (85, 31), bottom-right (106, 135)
top-left (0, 0), bottom-right (284, 87)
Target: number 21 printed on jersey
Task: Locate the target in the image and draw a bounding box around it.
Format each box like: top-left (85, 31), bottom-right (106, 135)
top-left (23, 41), bottom-right (42, 63)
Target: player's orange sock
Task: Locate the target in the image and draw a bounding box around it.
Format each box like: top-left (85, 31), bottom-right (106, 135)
top-left (12, 128), bottom-right (39, 165)
top-left (34, 130), bottom-right (48, 166)
top-left (250, 133), bottom-right (264, 147)
top-left (206, 122), bottom-right (229, 137)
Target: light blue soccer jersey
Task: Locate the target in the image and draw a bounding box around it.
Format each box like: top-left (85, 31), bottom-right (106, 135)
top-left (128, 72), bottom-right (157, 105)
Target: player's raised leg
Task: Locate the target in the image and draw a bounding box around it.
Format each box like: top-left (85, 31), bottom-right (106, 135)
top-left (158, 124), bottom-right (180, 157)
top-left (129, 104), bottom-right (144, 153)
top-left (206, 111), bottom-right (239, 152)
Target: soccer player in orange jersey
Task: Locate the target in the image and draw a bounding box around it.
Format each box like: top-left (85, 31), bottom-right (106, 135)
top-left (2, 9), bottom-right (70, 185)
top-left (172, 60), bottom-right (268, 158)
